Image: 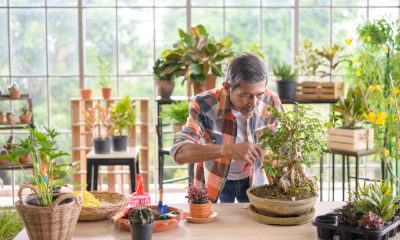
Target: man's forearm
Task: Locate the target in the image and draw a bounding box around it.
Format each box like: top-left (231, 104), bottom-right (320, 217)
top-left (174, 143), bottom-right (227, 164)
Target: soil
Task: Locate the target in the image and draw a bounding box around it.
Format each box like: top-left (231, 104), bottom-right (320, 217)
top-left (26, 198), bottom-right (73, 206)
top-left (251, 184), bottom-right (317, 201)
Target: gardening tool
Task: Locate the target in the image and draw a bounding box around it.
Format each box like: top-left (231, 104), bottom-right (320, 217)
top-left (157, 189), bottom-right (168, 214)
top-left (158, 211), bottom-right (181, 220)
top-left (130, 174), bottom-right (151, 207)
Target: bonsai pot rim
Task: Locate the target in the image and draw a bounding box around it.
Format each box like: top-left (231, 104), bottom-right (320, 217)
top-left (247, 185), bottom-right (319, 205)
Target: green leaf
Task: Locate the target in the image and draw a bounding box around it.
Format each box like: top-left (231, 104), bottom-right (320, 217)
top-left (220, 38), bottom-right (233, 49)
top-left (189, 63), bottom-right (203, 75)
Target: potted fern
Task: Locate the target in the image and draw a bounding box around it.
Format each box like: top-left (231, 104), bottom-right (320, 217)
top-left (19, 105), bottom-right (32, 123)
top-left (110, 96), bottom-right (136, 151)
top-left (273, 62), bottom-right (298, 99)
top-left (159, 101), bottom-right (189, 135)
top-left (98, 53), bottom-right (112, 99)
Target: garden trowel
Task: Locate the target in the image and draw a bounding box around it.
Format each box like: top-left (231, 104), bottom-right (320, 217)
top-left (157, 189), bottom-right (168, 214)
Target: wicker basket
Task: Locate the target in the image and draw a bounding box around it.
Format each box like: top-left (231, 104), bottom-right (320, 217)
top-left (15, 185), bottom-right (83, 240)
top-left (78, 191), bottom-right (129, 221)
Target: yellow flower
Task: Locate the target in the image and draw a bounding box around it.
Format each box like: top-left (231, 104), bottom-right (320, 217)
top-left (369, 85), bottom-right (376, 92)
top-left (376, 112), bottom-right (387, 125)
top-left (352, 58), bottom-right (357, 64)
top-left (385, 149), bottom-right (389, 157)
top-left (356, 69), bottom-right (361, 76)
top-left (392, 114), bottom-right (398, 121)
top-left (395, 87), bottom-right (399, 94)
top-left (375, 85), bottom-right (381, 91)
top-left (345, 38), bottom-right (353, 46)
top-left (384, 47), bottom-right (389, 53)
top-left (365, 111), bottom-right (376, 122)
top-left (364, 35), bottom-right (371, 41)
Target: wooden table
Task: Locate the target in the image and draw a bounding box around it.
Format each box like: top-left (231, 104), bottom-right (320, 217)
top-left (16, 201), bottom-right (400, 240)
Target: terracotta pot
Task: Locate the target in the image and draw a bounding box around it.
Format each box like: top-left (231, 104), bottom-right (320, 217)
top-left (171, 123), bottom-right (183, 135)
top-left (6, 114), bottom-right (11, 122)
top-left (246, 185), bottom-right (318, 217)
top-left (193, 81), bottom-right (207, 96)
top-left (189, 200), bottom-right (211, 218)
top-left (206, 74), bottom-right (217, 91)
top-left (102, 88), bottom-right (112, 99)
top-left (0, 115), bottom-right (4, 124)
top-left (80, 89), bottom-right (92, 99)
top-left (9, 90), bottom-right (21, 99)
top-left (19, 114), bottom-right (32, 123)
top-left (0, 159), bottom-right (8, 164)
top-left (155, 80), bottom-right (175, 100)
top-left (19, 154), bottom-right (31, 163)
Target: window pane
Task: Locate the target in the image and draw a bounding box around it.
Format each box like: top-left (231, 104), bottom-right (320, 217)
top-left (155, 8), bottom-right (186, 59)
top-left (12, 78), bottom-right (48, 127)
top-left (10, 9), bottom-right (46, 75)
top-left (191, 0), bottom-right (223, 6)
top-left (47, 0), bottom-right (77, 6)
top-left (369, 8), bottom-right (399, 21)
top-left (84, 9), bottom-right (117, 75)
top-left (263, 9), bottom-right (293, 67)
top-left (0, 78), bottom-right (9, 111)
top-left (0, 0), bottom-right (6, 6)
top-left (369, 0), bottom-right (400, 6)
top-left (191, 8), bottom-right (223, 40)
top-left (225, 0), bottom-right (259, 6)
top-left (50, 77), bottom-right (79, 130)
top-left (118, 0), bottom-right (153, 6)
top-left (9, 0), bottom-right (44, 6)
top-left (0, 10), bottom-right (8, 75)
top-left (155, 0), bottom-right (185, 6)
top-left (299, 0), bottom-right (329, 6)
top-left (118, 8), bottom-right (153, 75)
top-left (48, 9), bottom-right (79, 75)
top-left (84, 77), bottom-right (117, 98)
top-left (226, 8), bottom-right (260, 52)
top-left (83, 0), bottom-right (116, 6)
top-left (263, 0), bottom-right (293, 6)
top-left (299, 9), bottom-right (329, 49)
top-left (333, 8), bottom-right (366, 46)
top-left (333, 0), bottom-right (367, 6)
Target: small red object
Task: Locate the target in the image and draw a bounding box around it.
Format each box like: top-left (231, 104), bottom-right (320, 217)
top-left (242, 163), bottom-right (248, 172)
top-left (130, 174), bottom-right (151, 207)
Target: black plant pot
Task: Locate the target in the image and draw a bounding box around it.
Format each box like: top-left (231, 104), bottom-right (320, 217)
top-left (276, 81), bottom-right (298, 100)
top-left (129, 222), bottom-right (153, 240)
top-left (92, 137), bottom-right (111, 154)
top-left (111, 135), bottom-right (129, 152)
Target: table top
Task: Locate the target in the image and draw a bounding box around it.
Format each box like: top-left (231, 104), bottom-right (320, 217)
top-left (324, 148), bottom-right (380, 157)
top-left (86, 146), bottom-right (140, 159)
top-left (0, 161), bottom-right (33, 171)
top-left (16, 201), bottom-right (397, 240)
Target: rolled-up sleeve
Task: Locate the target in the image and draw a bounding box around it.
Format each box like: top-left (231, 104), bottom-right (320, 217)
top-left (170, 97), bottom-right (205, 165)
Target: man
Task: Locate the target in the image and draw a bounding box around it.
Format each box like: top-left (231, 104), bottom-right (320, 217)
top-left (170, 53), bottom-right (283, 203)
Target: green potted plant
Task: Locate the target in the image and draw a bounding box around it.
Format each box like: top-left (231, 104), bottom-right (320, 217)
top-left (162, 24), bottom-right (234, 95)
top-left (19, 105), bottom-right (32, 123)
top-left (98, 53), bottom-right (112, 99)
top-left (7, 82), bottom-right (20, 99)
top-left (295, 38), bottom-right (321, 82)
top-left (0, 149), bottom-right (8, 164)
top-left (316, 44), bottom-right (348, 82)
top-left (110, 96), bottom-right (136, 152)
top-left (185, 183), bottom-right (211, 218)
top-left (272, 62), bottom-right (298, 100)
top-left (82, 104), bottom-right (113, 154)
top-left (5, 111), bottom-right (12, 122)
top-left (246, 104), bottom-right (328, 225)
top-left (153, 58), bottom-right (180, 100)
top-left (2, 126), bottom-right (84, 240)
top-left (128, 207), bottom-right (155, 240)
top-left (333, 201), bottom-right (364, 239)
top-left (159, 101), bottom-right (189, 135)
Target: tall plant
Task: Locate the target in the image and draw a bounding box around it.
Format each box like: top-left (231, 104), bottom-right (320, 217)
top-left (98, 52), bottom-right (112, 89)
top-left (110, 95), bottom-right (136, 136)
top-left (316, 44), bottom-right (349, 82)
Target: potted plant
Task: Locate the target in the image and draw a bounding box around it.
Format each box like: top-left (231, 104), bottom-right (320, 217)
top-left (18, 152), bottom-right (30, 163)
top-left (159, 101), bottom-right (189, 135)
top-left (334, 201), bottom-right (364, 239)
top-left (272, 62), bottom-right (298, 100)
top-left (186, 183), bottom-right (211, 218)
top-left (0, 149), bottom-right (8, 164)
top-left (80, 88), bottom-right (92, 99)
top-left (98, 53), bottom-right (112, 99)
top-left (7, 82), bottom-right (20, 99)
top-left (82, 104), bottom-right (113, 154)
top-left (162, 25), bottom-right (234, 95)
top-left (295, 38), bottom-right (321, 82)
top-left (19, 105), bottom-right (32, 123)
top-left (153, 58), bottom-right (179, 100)
top-left (246, 104), bottom-right (328, 224)
top-left (128, 207), bottom-right (155, 240)
top-left (2, 126), bottom-right (84, 240)
top-left (316, 44), bottom-right (348, 83)
top-left (0, 110), bottom-right (4, 124)
top-left (5, 111), bottom-right (11, 122)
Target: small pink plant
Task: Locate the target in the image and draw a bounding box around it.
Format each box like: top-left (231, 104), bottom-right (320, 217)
top-left (359, 211), bottom-right (385, 229)
top-left (185, 183), bottom-right (210, 204)
top-left (82, 104), bottom-right (112, 140)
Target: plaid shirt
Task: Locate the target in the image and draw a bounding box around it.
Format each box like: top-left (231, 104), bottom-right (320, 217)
top-left (170, 88), bottom-right (284, 203)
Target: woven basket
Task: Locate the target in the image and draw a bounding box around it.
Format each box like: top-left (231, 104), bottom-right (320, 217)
top-left (15, 185), bottom-right (83, 240)
top-left (78, 191), bottom-right (129, 221)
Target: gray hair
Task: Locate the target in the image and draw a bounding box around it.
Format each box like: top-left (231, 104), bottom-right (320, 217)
top-left (225, 52), bottom-right (268, 91)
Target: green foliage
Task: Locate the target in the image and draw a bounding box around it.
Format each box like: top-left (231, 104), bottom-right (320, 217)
top-left (98, 52), bottom-right (112, 89)
top-left (110, 96), bottom-right (136, 137)
top-left (357, 16), bottom-right (400, 50)
top-left (128, 207), bottom-right (155, 225)
top-left (82, 104), bottom-right (113, 140)
top-left (243, 43), bottom-right (268, 62)
top-left (0, 206), bottom-right (24, 240)
top-left (20, 105), bottom-right (30, 115)
top-left (316, 44), bottom-right (348, 82)
top-left (2, 126), bottom-right (83, 206)
top-left (153, 58), bottom-right (181, 81)
top-left (0, 149), bottom-right (7, 157)
top-left (334, 201), bottom-right (363, 226)
top-left (272, 62), bottom-right (297, 81)
top-left (5, 112), bottom-right (11, 116)
top-left (295, 38), bottom-right (322, 80)
top-left (330, 86), bottom-right (366, 128)
top-left (159, 101), bottom-right (189, 125)
top-left (259, 104), bottom-right (328, 192)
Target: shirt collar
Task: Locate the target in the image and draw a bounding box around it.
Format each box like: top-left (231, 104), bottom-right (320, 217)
top-left (216, 88), bottom-right (261, 120)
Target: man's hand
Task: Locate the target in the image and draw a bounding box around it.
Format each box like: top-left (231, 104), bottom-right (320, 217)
top-left (222, 142), bottom-right (263, 166)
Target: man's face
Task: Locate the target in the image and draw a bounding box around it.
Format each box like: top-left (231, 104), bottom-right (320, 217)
top-left (223, 80), bottom-right (267, 116)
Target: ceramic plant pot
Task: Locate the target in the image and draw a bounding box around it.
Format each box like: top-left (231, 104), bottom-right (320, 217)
top-left (19, 154), bottom-right (31, 163)
top-left (9, 90), bottom-right (21, 99)
top-left (0, 115), bottom-right (4, 124)
top-left (0, 159), bottom-right (8, 164)
top-left (92, 137), bottom-right (111, 154)
top-left (129, 222), bottom-right (154, 240)
top-left (80, 89), bottom-right (92, 99)
top-left (206, 74), bottom-right (217, 91)
top-left (155, 80), bottom-right (175, 100)
top-left (19, 114), bottom-right (32, 123)
top-left (276, 81), bottom-right (298, 100)
top-left (6, 114), bottom-right (11, 122)
top-left (102, 88), bottom-right (112, 99)
top-left (111, 135), bottom-right (129, 152)
top-left (189, 200), bottom-right (211, 218)
top-left (193, 82), bottom-right (207, 96)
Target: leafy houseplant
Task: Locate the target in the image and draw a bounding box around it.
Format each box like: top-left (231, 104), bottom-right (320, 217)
top-left (128, 207), bottom-right (155, 240)
top-left (19, 105), bottom-right (32, 123)
top-left (295, 38), bottom-right (322, 82)
top-left (316, 44), bottom-right (348, 82)
top-left (359, 211), bottom-right (385, 230)
top-left (7, 82), bottom-right (20, 99)
top-left (334, 201), bottom-right (363, 227)
top-left (82, 104), bottom-right (113, 154)
top-left (159, 101), bottom-right (189, 135)
top-left (0, 148), bottom-right (7, 165)
top-left (272, 62), bottom-right (298, 100)
top-left (110, 96), bottom-right (136, 151)
top-left (98, 52), bottom-right (112, 99)
top-left (153, 58), bottom-right (180, 100)
top-left (186, 183), bottom-right (211, 218)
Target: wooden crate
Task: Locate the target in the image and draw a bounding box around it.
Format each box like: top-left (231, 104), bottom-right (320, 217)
top-left (295, 82), bottom-right (344, 99)
top-left (327, 128), bottom-right (374, 152)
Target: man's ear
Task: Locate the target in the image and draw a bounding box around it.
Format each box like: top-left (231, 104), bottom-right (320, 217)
top-left (222, 82), bottom-right (231, 96)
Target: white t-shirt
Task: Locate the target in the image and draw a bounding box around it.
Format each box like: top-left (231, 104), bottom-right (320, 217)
top-left (226, 108), bottom-right (251, 180)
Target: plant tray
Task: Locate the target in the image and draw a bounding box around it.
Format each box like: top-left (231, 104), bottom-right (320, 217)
top-left (312, 215), bottom-right (400, 240)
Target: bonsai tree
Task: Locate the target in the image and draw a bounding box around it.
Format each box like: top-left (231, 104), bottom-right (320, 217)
top-left (272, 62), bottom-right (297, 81)
top-left (110, 95), bottom-right (136, 137)
top-left (159, 101), bottom-right (189, 126)
top-left (257, 104), bottom-right (328, 197)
